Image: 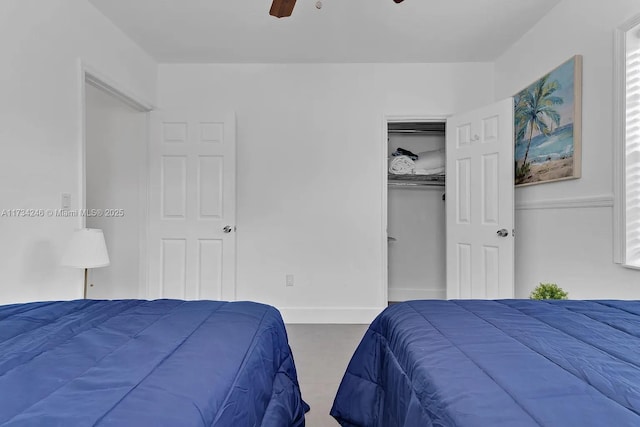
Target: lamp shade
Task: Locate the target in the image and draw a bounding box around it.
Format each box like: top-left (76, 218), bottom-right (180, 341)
top-left (61, 228), bottom-right (110, 268)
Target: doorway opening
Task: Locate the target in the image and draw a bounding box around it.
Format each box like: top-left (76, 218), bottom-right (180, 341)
top-left (80, 66), bottom-right (152, 299)
top-left (384, 118), bottom-right (447, 303)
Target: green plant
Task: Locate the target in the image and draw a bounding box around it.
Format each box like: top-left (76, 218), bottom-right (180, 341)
top-left (530, 282), bottom-right (568, 300)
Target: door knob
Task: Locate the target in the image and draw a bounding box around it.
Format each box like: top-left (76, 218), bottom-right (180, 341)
top-left (223, 226), bottom-right (233, 233)
top-left (496, 228), bottom-right (509, 237)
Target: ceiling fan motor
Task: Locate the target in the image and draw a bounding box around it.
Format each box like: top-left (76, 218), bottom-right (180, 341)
top-left (270, 0), bottom-right (405, 18)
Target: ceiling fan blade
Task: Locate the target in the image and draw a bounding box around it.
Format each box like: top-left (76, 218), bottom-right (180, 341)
top-left (270, 0), bottom-right (297, 18)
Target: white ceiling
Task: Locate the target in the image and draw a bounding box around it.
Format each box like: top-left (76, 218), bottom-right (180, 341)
top-left (88, 0), bottom-right (561, 63)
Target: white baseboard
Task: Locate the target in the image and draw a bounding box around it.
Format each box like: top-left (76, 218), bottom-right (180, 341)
top-left (279, 306), bottom-right (385, 324)
top-left (388, 288), bottom-right (446, 301)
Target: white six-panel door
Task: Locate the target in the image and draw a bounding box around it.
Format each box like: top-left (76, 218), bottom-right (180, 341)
top-left (445, 98), bottom-right (514, 299)
top-left (147, 111), bottom-right (236, 301)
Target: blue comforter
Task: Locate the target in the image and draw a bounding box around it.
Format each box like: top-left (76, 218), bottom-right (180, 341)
top-left (0, 299), bottom-right (308, 426)
top-left (331, 299), bottom-right (640, 426)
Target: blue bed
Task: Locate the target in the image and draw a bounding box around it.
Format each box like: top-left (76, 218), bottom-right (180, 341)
top-left (331, 299), bottom-right (640, 426)
top-left (0, 299), bottom-right (308, 426)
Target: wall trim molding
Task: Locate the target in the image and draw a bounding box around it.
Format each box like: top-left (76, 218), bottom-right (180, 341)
top-left (278, 306), bottom-right (385, 324)
top-left (515, 194), bottom-right (614, 210)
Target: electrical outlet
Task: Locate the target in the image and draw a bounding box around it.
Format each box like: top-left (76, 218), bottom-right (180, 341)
top-left (61, 193), bottom-right (71, 209)
top-left (286, 274), bottom-right (294, 287)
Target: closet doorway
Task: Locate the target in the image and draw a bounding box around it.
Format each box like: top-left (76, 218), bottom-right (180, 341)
top-left (383, 98), bottom-right (515, 304)
top-left (386, 119), bottom-right (447, 302)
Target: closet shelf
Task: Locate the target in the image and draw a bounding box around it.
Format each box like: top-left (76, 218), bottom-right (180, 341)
top-left (388, 122), bottom-right (446, 135)
top-left (388, 173), bottom-right (445, 187)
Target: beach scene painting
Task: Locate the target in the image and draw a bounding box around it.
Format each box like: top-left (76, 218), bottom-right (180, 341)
top-left (514, 55), bottom-right (582, 186)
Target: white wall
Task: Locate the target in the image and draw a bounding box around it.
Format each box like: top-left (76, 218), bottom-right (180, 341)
top-left (158, 63), bottom-right (494, 322)
top-left (85, 84), bottom-right (147, 300)
top-left (494, 0), bottom-right (640, 298)
top-left (0, 0), bottom-right (156, 303)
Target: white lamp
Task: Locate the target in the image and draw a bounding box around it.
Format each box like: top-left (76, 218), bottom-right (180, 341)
top-left (61, 228), bottom-right (110, 299)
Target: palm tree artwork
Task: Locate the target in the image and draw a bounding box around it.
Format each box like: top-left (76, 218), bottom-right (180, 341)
top-left (515, 75), bottom-right (563, 170)
top-left (513, 56), bottom-right (581, 186)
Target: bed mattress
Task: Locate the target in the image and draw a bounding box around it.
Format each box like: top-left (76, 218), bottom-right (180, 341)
top-left (331, 299), bottom-right (640, 426)
top-left (0, 299), bottom-right (307, 426)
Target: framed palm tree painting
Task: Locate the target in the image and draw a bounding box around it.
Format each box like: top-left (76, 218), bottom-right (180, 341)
top-left (514, 55), bottom-right (582, 186)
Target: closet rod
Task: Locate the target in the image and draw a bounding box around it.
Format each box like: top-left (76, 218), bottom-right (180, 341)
top-left (388, 181), bottom-right (445, 188)
top-left (387, 130), bottom-right (446, 135)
